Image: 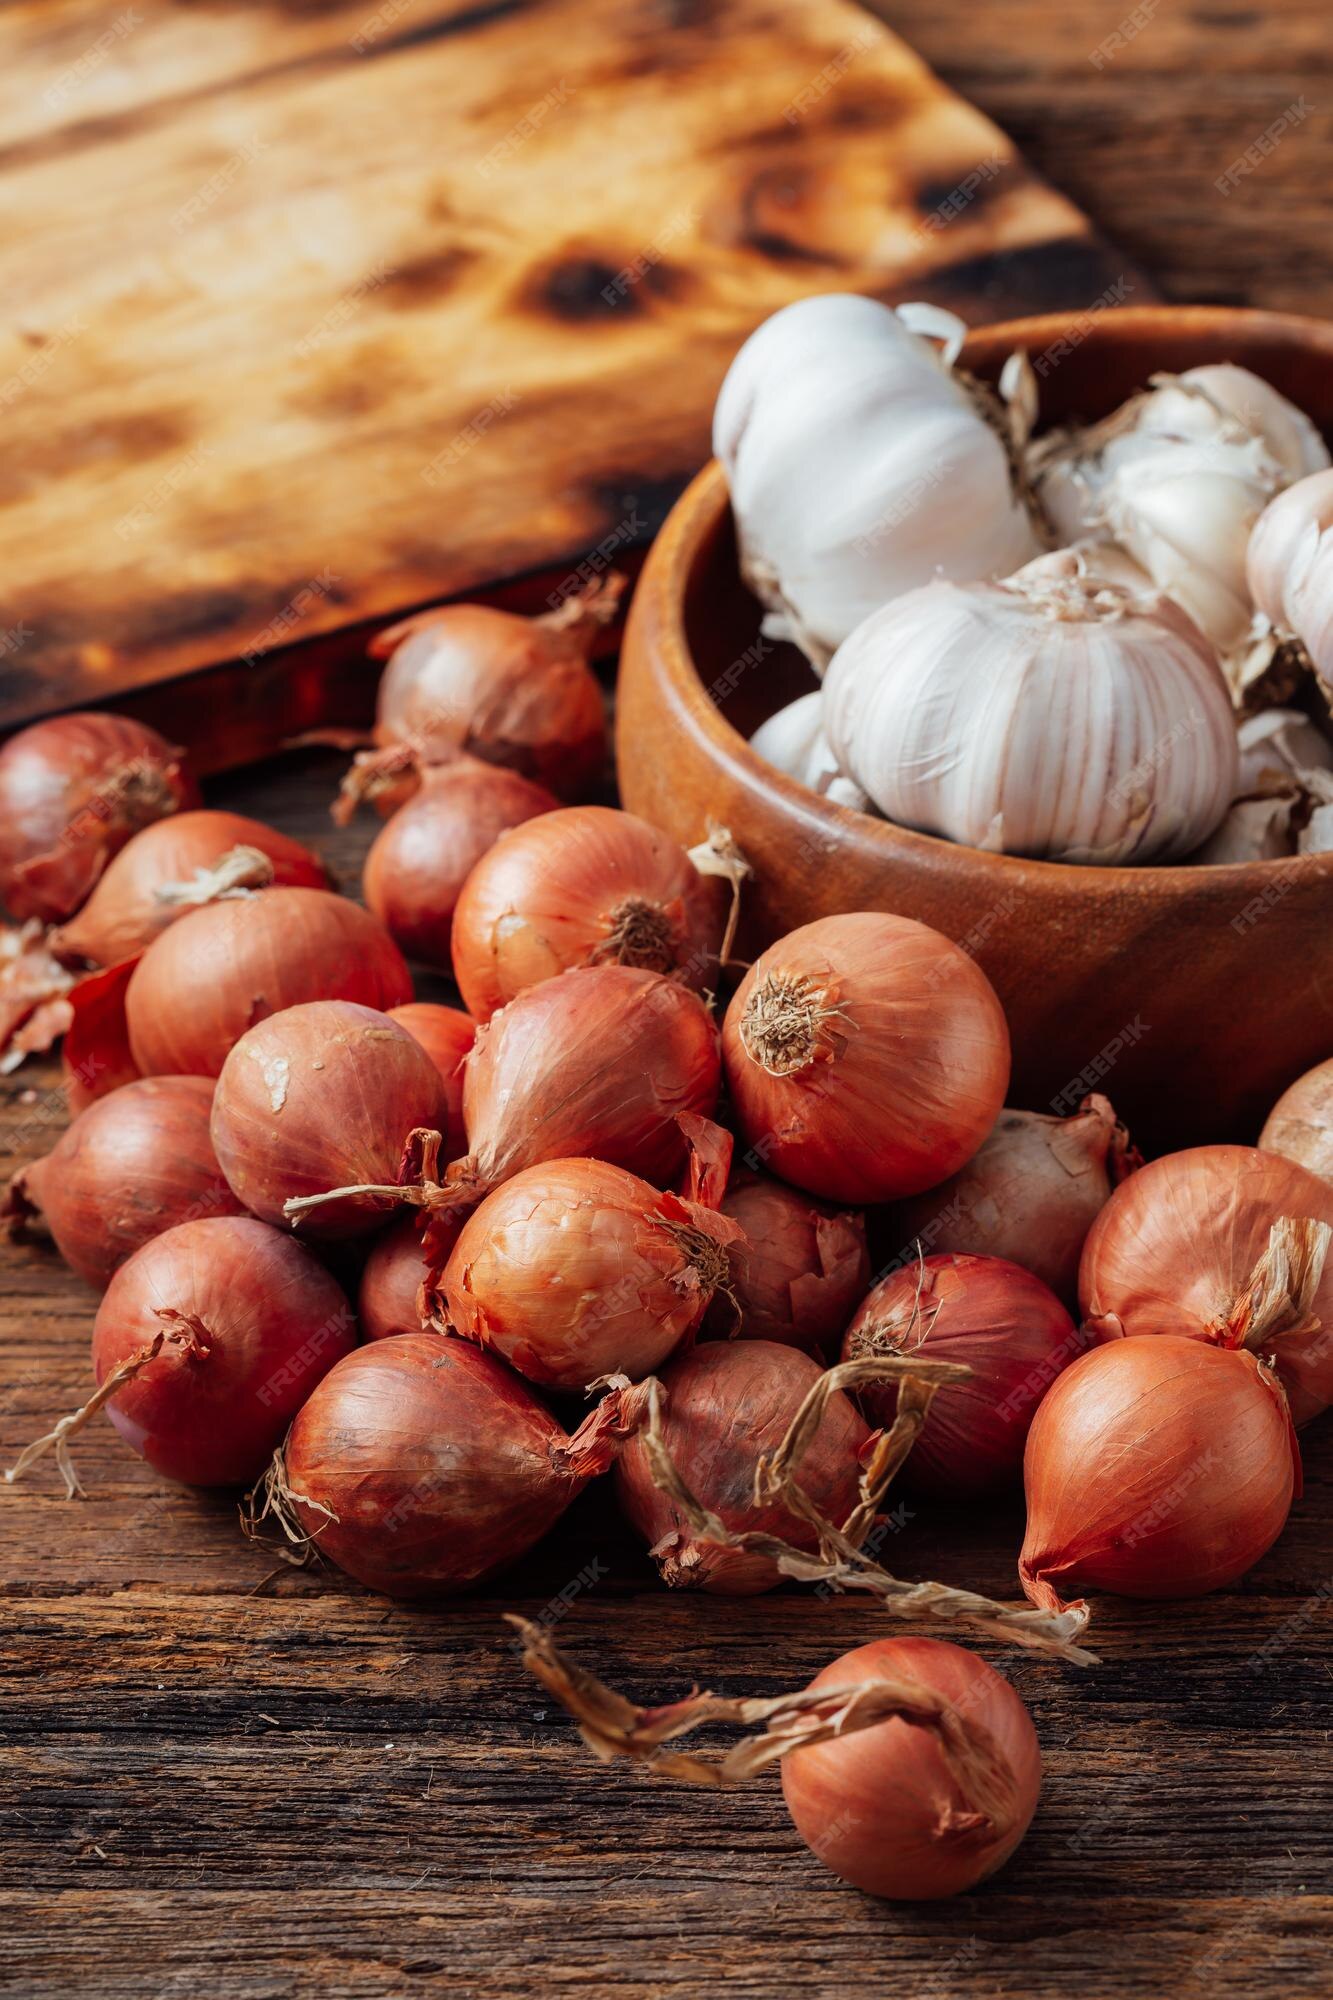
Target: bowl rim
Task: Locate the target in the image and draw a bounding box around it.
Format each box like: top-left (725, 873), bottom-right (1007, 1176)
top-left (647, 303), bottom-right (1333, 895)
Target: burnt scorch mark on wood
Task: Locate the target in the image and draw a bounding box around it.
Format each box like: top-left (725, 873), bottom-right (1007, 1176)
top-left (912, 158), bottom-right (1019, 232)
top-left (0, 409), bottom-right (196, 501)
top-left (375, 247), bottom-right (479, 312)
top-left (519, 251), bottom-right (687, 323)
top-left (905, 235), bottom-right (1145, 320)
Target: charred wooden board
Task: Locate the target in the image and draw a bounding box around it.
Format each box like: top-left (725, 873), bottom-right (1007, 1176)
top-left (0, 0), bottom-right (1145, 747)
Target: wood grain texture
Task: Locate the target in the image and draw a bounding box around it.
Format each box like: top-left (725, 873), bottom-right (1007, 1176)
top-left (0, 0), bottom-right (1138, 732)
top-left (2, 754), bottom-right (1331, 1997)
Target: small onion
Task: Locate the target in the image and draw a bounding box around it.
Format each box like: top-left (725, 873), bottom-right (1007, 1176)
top-left (388, 1002), bottom-right (473, 1156)
top-left (52, 810), bottom-right (327, 968)
top-left (781, 1637), bottom-right (1042, 1899)
top-left (1019, 1335), bottom-right (1299, 1608)
top-left (1079, 1144), bottom-right (1333, 1423)
top-left (1260, 1059), bottom-right (1333, 1182)
top-left (615, 1339), bottom-right (872, 1594)
top-left (894, 1095), bottom-right (1139, 1310)
top-left (91, 1217), bottom-right (355, 1486)
top-left (701, 1169), bottom-right (868, 1356)
top-left (363, 759), bottom-right (557, 969)
top-left (0, 713), bottom-right (197, 924)
top-left (722, 912), bottom-right (1010, 1204)
top-left (125, 887), bottom-right (413, 1077)
top-left (450, 805), bottom-right (726, 1022)
top-left (265, 1333), bottom-right (648, 1595)
top-left (358, 1214), bottom-right (437, 1342)
top-left (211, 1000), bottom-right (449, 1239)
top-left (435, 1155), bottom-right (742, 1390)
top-left (5, 1075), bottom-right (244, 1290)
top-left (842, 1254), bottom-right (1079, 1495)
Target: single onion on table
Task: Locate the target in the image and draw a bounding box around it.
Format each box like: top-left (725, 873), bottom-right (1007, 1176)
top-left (1079, 1145), bottom-right (1333, 1422)
top-left (125, 886), bottom-right (412, 1077)
top-left (4, 1075), bottom-right (244, 1290)
top-left (210, 1000), bottom-right (449, 1239)
top-left (1260, 1058), bottom-right (1333, 1182)
top-left (6, 1217), bottom-right (355, 1495)
top-left (722, 912), bottom-right (1010, 1205)
top-left (893, 1095), bottom-right (1139, 1311)
top-left (388, 1002), bottom-right (474, 1157)
top-left (1019, 1335), bottom-right (1300, 1609)
top-left (843, 1254), bottom-right (1079, 1495)
top-left (700, 1169), bottom-right (868, 1357)
top-left (450, 805), bottom-right (733, 1022)
top-left (0, 713), bottom-right (197, 924)
top-left (51, 810), bottom-right (327, 968)
top-left (363, 759), bottom-right (557, 970)
top-left (247, 1333), bottom-right (650, 1596)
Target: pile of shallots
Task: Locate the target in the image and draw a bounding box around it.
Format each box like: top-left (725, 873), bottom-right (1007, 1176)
top-left (726, 294), bottom-right (1333, 867)
top-left (2, 570), bottom-right (1331, 1908)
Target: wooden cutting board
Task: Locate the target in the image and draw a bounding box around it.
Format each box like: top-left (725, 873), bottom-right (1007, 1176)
top-left (0, 0), bottom-right (1147, 750)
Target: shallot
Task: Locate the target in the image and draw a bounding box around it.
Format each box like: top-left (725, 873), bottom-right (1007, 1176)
top-left (1260, 1058), bottom-right (1333, 1181)
top-left (701, 1169), bottom-right (868, 1356)
top-left (388, 1002), bottom-right (474, 1157)
top-left (358, 1214), bottom-right (437, 1342)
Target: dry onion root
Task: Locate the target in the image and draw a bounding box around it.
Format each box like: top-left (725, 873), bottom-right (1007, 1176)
top-left (512, 1619), bottom-right (1042, 1899)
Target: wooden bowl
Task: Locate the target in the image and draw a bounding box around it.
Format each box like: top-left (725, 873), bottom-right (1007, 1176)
top-left (617, 306), bottom-right (1333, 1151)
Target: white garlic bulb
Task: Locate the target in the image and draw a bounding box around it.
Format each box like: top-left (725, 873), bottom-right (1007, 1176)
top-left (1247, 468), bottom-right (1333, 689)
top-left (714, 293), bottom-right (1041, 670)
top-left (821, 550), bottom-right (1239, 865)
top-left (748, 692), bottom-right (870, 811)
top-left (1034, 368), bottom-right (1329, 696)
top-left (1237, 706), bottom-right (1333, 791)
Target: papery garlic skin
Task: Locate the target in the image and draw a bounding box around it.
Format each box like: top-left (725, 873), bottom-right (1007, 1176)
top-left (749, 693), bottom-right (870, 812)
top-left (1237, 706), bottom-right (1333, 790)
top-left (1247, 468), bottom-right (1333, 686)
top-left (715, 293), bottom-right (1040, 669)
top-left (822, 551), bottom-right (1239, 865)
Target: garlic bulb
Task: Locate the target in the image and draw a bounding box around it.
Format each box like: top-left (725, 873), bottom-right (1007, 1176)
top-left (748, 693), bottom-right (870, 811)
top-left (1034, 368), bottom-right (1329, 697)
top-left (1237, 707), bottom-right (1333, 791)
top-left (714, 293), bottom-right (1041, 670)
top-left (1247, 468), bottom-right (1333, 693)
top-left (822, 550), bottom-right (1239, 865)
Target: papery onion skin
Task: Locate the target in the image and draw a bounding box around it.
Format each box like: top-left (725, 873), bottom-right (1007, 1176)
top-left (614, 1339), bottom-right (871, 1595)
top-left (781, 1637), bottom-right (1042, 1900)
top-left (722, 913), bottom-right (1010, 1205)
top-left (894, 1096), bottom-right (1138, 1311)
top-left (363, 760), bottom-right (557, 969)
top-left (1019, 1335), bottom-right (1298, 1608)
top-left (451, 805), bottom-right (725, 1023)
top-left (1079, 1144), bottom-right (1333, 1423)
top-left (211, 1001), bottom-right (448, 1238)
top-left (842, 1254), bottom-right (1079, 1495)
top-left (5, 1075), bottom-right (244, 1290)
top-left (62, 958), bottom-right (141, 1110)
top-left (358, 1213), bottom-right (440, 1342)
top-left (456, 965), bottom-right (722, 1205)
top-left (280, 1333), bottom-right (642, 1595)
top-left (437, 1156), bottom-right (740, 1390)
top-left (0, 713), bottom-right (198, 924)
top-left (1260, 1059), bottom-right (1333, 1183)
top-left (93, 1216), bottom-right (355, 1486)
top-left (125, 887), bottom-right (413, 1077)
top-left (51, 810), bottom-right (327, 968)
top-left (388, 1003), bottom-right (473, 1157)
top-left (702, 1169), bottom-right (868, 1357)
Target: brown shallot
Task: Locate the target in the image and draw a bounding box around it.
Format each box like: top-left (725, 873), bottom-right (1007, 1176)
top-left (701, 1169), bottom-right (868, 1357)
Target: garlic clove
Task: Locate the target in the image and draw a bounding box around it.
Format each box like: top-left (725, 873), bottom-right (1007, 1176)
top-left (1238, 706), bottom-right (1333, 791)
top-left (748, 693), bottom-right (871, 813)
top-left (1187, 784), bottom-right (1300, 864)
top-left (1248, 468), bottom-right (1333, 700)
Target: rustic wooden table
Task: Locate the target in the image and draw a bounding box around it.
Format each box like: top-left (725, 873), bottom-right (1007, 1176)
top-left (5, 3), bottom-right (1333, 1996)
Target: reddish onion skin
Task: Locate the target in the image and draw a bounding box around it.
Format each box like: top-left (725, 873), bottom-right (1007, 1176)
top-left (614, 1340), bottom-right (872, 1595)
top-left (702, 1170), bottom-right (868, 1356)
top-left (0, 713), bottom-right (197, 924)
top-left (281, 1334), bottom-right (641, 1595)
top-left (782, 1638), bottom-right (1042, 1900)
top-left (722, 913), bottom-right (1010, 1205)
top-left (211, 1001), bottom-right (449, 1239)
top-left (894, 1096), bottom-right (1138, 1311)
top-left (842, 1254), bottom-right (1078, 1496)
top-left (437, 1156), bottom-right (741, 1390)
top-left (1019, 1335), bottom-right (1299, 1610)
top-left (93, 1217), bottom-right (355, 1486)
top-left (62, 958), bottom-right (142, 1110)
top-left (388, 1003), bottom-right (473, 1157)
top-left (51, 810), bottom-right (327, 967)
top-left (125, 887), bottom-right (413, 1077)
top-left (1260, 1058), bottom-right (1333, 1182)
top-left (454, 965), bottom-right (721, 1205)
top-left (363, 760), bottom-right (557, 969)
top-left (1079, 1144), bottom-right (1333, 1424)
top-left (451, 805), bottom-right (725, 1022)
top-left (358, 1214), bottom-right (442, 1341)
top-left (6, 1076), bottom-right (244, 1290)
